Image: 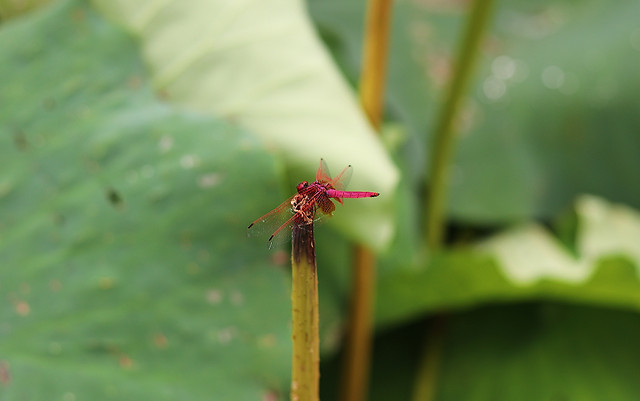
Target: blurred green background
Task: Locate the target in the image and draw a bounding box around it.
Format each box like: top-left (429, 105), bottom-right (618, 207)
top-left (1, 0), bottom-right (639, 400)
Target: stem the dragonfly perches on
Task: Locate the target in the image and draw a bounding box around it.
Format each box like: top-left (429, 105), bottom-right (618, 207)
top-left (290, 222), bottom-right (319, 401)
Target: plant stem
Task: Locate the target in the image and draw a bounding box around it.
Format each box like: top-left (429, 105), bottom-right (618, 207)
top-left (291, 223), bottom-right (319, 401)
top-left (424, 0), bottom-right (496, 250)
top-left (340, 1), bottom-right (393, 401)
top-left (358, 0), bottom-right (394, 129)
top-left (415, 1), bottom-right (496, 400)
top-left (411, 317), bottom-right (447, 401)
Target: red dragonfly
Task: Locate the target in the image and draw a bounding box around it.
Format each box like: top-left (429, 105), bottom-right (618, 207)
top-left (248, 159), bottom-right (379, 247)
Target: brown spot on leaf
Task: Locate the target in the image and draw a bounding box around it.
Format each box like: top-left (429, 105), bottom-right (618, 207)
top-left (119, 355), bottom-right (133, 369)
top-left (71, 8), bottom-right (85, 23)
top-left (271, 250), bottom-right (289, 266)
top-left (0, 360), bottom-right (10, 386)
top-left (50, 279), bottom-right (62, 292)
top-left (98, 277), bottom-right (114, 290)
top-left (156, 89), bottom-right (170, 100)
top-left (262, 389), bottom-right (279, 401)
top-left (15, 301), bottom-right (30, 316)
top-left (127, 75), bottom-right (142, 89)
top-left (206, 289), bottom-right (223, 304)
top-left (153, 333), bottom-right (169, 349)
top-left (230, 290), bottom-right (244, 306)
top-left (13, 130), bottom-right (28, 151)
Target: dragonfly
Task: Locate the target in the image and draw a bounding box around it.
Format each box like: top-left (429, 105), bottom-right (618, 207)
top-left (248, 159), bottom-right (379, 247)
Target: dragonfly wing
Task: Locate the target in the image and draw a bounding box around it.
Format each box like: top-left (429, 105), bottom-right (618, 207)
top-left (330, 165), bottom-right (353, 190)
top-left (265, 209), bottom-right (304, 247)
top-left (247, 194), bottom-right (297, 239)
top-left (316, 158), bottom-right (333, 183)
top-left (317, 194), bottom-right (336, 215)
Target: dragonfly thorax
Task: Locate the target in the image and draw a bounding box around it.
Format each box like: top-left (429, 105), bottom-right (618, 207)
top-left (296, 180), bottom-right (334, 194)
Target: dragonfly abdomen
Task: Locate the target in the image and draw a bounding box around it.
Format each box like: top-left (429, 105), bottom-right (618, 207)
top-left (326, 189), bottom-right (379, 199)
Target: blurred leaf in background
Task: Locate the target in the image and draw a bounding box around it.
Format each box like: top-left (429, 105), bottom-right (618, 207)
top-left (0, 1), bottom-right (291, 399)
top-left (358, 302), bottom-right (640, 401)
top-left (376, 195), bottom-right (640, 327)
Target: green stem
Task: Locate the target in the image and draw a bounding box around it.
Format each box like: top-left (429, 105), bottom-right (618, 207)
top-left (425, 0), bottom-right (496, 250)
top-left (415, 2), bottom-right (496, 401)
top-left (290, 223), bottom-right (320, 401)
top-left (411, 317), bottom-right (446, 401)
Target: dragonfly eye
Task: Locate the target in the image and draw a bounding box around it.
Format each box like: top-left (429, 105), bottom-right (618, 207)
top-left (296, 181), bottom-right (309, 192)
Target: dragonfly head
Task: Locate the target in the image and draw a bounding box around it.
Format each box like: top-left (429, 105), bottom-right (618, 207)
top-left (296, 181), bottom-right (309, 193)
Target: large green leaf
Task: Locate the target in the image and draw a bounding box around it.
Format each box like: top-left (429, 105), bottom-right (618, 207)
top-left (364, 302), bottom-right (640, 401)
top-left (376, 196), bottom-right (640, 327)
top-left (309, 0), bottom-right (640, 223)
top-left (90, 0), bottom-right (400, 249)
top-left (0, 1), bottom-right (296, 399)
top-left (434, 303), bottom-right (640, 401)
top-left (479, 196), bottom-right (640, 286)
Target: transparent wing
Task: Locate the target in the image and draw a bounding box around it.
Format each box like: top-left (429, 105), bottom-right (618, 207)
top-left (316, 158), bottom-right (333, 183)
top-left (329, 164), bottom-right (352, 190)
top-left (316, 158), bottom-right (352, 190)
top-left (247, 193), bottom-right (297, 242)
